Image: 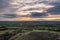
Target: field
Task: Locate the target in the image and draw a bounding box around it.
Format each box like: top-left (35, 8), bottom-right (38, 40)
top-left (0, 25), bottom-right (60, 40)
top-left (0, 21), bottom-right (60, 40)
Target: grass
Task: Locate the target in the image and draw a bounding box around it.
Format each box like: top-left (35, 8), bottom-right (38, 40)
top-left (56, 32), bottom-right (60, 35)
top-left (0, 26), bottom-right (60, 40)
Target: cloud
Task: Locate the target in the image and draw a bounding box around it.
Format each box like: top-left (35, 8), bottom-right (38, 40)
top-left (47, 6), bottom-right (60, 15)
top-left (0, 0), bottom-right (18, 14)
top-left (0, 0), bottom-right (58, 14)
top-left (0, 14), bottom-right (17, 18)
top-left (0, 0), bottom-right (60, 21)
top-left (0, 0), bottom-right (9, 8)
top-left (30, 12), bottom-right (48, 18)
top-left (49, 2), bottom-right (60, 6)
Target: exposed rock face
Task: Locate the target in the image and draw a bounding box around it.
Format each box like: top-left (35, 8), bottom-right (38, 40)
top-left (20, 32), bottom-right (59, 40)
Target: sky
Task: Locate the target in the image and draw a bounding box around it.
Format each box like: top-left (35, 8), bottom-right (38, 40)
top-left (0, 0), bottom-right (60, 21)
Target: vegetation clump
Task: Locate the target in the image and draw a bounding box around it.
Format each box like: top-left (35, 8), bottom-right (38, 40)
top-left (0, 25), bottom-right (7, 30)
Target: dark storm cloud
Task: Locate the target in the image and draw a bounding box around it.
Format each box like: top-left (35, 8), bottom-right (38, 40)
top-left (47, 6), bottom-right (60, 15)
top-left (30, 12), bottom-right (48, 18)
top-left (0, 14), bottom-right (17, 18)
top-left (49, 2), bottom-right (60, 6)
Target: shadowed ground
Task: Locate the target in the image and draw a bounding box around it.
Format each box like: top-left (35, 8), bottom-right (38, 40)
top-left (19, 31), bottom-right (59, 40)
